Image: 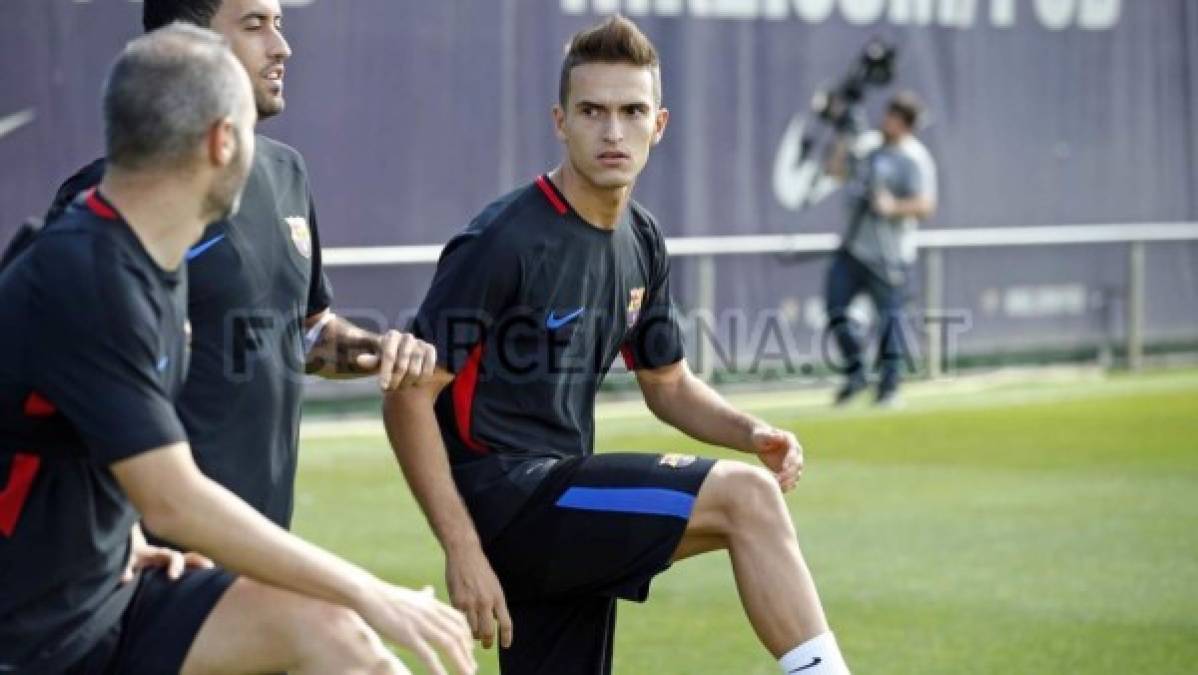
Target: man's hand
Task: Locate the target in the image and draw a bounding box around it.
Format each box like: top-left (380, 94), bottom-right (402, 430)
top-left (446, 547), bottom-right (513, 650)
top-left (357, 583), bottom-right (477, 675)
top-left (750, 425), bottom-right (804, 492)
top-left (354, 330), bottom-right (437, 391)
top-left (122, 523), bottom-right (213, 583)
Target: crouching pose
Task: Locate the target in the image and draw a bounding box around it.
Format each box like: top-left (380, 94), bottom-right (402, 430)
top-left (384, 15), bottom-right (850, 675)
top-left (0, 26), bottom-right (473, 675)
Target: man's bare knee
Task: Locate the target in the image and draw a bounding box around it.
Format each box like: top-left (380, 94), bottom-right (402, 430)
top-left (721, 462), bottom-right (789, 529)
top-left (299, 603), bottom-right (394, 672)
top-left (182, 579), bottom-right (401, 675)
top-left (693, 461), bottom-right (787, 537)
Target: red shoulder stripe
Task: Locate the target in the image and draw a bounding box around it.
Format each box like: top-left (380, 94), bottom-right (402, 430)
top-left (84, 188), bottom-right (118, 220)
top-left (535, 175), bottom-right (568, 216)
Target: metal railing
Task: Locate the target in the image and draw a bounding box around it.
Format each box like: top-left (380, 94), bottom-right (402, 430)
top-left (322, 222), bottom-right (1198, 378)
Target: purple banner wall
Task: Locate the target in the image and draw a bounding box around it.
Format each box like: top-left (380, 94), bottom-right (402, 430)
top-left (2, 0), bottom-right (1196, 362)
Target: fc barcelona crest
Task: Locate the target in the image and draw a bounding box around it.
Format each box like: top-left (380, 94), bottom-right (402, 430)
top-left (285, 216), bottom-right (312, 258)
top-left (627, 286), bottom-right (645, 327)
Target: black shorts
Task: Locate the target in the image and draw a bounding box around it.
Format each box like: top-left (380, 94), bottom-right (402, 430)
top-left (484, 452), bottom-right (715, 675)
top-left (67, 566), bottom-right (236, 675)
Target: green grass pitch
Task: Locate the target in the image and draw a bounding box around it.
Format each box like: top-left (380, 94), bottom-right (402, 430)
top-left (292, 369), bottom-right (1198, 674)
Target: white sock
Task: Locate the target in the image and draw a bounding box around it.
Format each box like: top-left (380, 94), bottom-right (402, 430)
top-left (778, 632), bottom-right (850, 675)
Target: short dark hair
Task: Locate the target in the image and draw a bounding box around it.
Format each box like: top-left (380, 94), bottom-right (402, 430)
top-left (104, 23), bottom-right (248, 170)
top-left (143, 0), bottom-right (223, 32)
top-left (887, 90), bottom-right (924, 129)
top-left (559, 15), bottom-right (661, 107)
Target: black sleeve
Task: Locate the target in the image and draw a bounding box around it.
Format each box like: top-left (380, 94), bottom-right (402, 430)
top-left (44, 158), bottom-right (106, 225)
top-left (411, 229), bottom-right (519, 373)
top-left (304, 192), bottom-right (334, 317)
top-left (29, 239), bottom-right (186, 465)
top-left (622, 220), bottom-right (685, 370)
top-left (0, 219), bottom-right (43, 272)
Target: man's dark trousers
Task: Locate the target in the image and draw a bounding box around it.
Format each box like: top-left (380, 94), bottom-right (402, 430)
top-left (824, 250), bottom-right (910, 396)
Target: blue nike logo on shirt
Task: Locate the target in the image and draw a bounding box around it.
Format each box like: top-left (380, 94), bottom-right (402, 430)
top-left (546, 307), bottom-right (585, 330)
top-left (185, 234), bottom-right (226, 261)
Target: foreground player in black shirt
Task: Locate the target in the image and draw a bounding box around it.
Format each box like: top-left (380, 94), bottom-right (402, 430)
top-left (0, 25), bottom-right (472, 675)
top-left (385, 16), bottom-right (851, 675)
top-left (45, 0), bottom-right (436, 531)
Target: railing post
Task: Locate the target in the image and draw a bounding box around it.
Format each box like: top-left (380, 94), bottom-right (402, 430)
top-left (1126, 240), bottom-right (1145, 371)
top-left (695, 255), bottom-right (717, 382)
top-left (923, 247), bottom-right (944, 379)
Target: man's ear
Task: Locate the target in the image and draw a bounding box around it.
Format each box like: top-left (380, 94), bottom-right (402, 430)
top-left (652, 107), bottom-right (669, 146)
top-left (552, 104), bottom-right (568, 143)
top-left (207, 117), bottom-right (236, 167)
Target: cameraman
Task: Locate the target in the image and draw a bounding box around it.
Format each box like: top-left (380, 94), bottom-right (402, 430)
top-left (824, 91), bottom-right (936, 407)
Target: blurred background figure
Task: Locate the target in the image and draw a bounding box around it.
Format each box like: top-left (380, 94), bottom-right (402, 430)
top-left (823, 92), bottom-right (936, 407)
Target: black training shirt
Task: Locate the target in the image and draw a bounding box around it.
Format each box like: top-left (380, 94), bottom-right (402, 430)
top-left (46, 135), bottom-right (333, 528)
top-left (413, 175), bottom-right (685, 540)
top-left (0, 190), bottom-right (189, 672)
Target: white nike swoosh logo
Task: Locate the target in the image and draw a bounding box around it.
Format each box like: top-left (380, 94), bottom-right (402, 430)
top-left (0, 109), bottom-right (35, 141)
top-left (772, 113), bottom-right (840, 211)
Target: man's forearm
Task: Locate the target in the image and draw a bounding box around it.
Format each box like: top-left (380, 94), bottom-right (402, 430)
top-left (306, 313), bottom-right (381, 378)
top-left (890, 196), bottom-right (934, 219)
top-left (384, 379), bottom-right (513, 649)
top-left (644, 370), bottom-right (761, 453)
top-left (383, 387), bottom-right (484, 556)
top-left (116, 445), bottom-right (377, 611)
